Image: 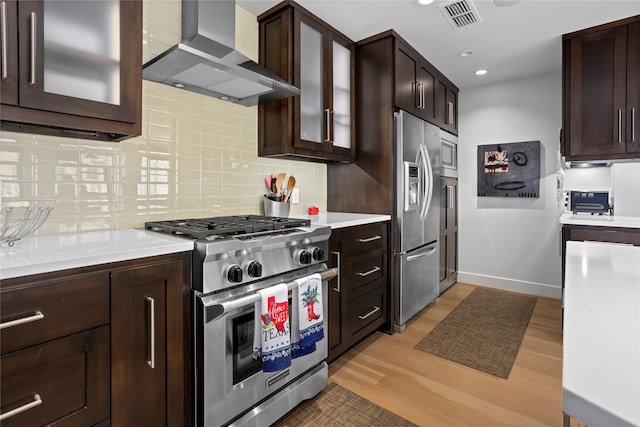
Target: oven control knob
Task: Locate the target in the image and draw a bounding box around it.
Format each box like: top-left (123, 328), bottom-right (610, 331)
top-left (227, 265), bottom-right (243, 283)
top-left (312, 247), bottom-right (325, 261)
top-left (297, 250), bottom-right (312, 265)
top-left (247, 261), bottom-right (263, 278)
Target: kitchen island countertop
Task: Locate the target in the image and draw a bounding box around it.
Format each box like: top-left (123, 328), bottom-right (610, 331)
top-left (0, 229), bottom-right (193, 280)
top-left (563, 241), bottom-right (640, 426)
top-left (298, 212), bottom-right (391, 229)
top-left (560, 212), bottom-right (640, 228)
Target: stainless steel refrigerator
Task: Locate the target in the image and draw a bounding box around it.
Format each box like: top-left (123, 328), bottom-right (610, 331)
top-left (393, 110), bottom-right (440, 332)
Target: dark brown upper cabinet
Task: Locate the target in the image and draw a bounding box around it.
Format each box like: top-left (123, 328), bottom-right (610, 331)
top-left (357, 30), bottom-right (459, 135)
top-left (562, 15), bottom-right (640, 161)
top-left (0, 0), bottom-right (142, 142)
top-left (436, 75), bottom-right (458, 135)
top-left (395, 39), bottom-right (436, 123)
top-left (258, 0), bottom-right (355, 162)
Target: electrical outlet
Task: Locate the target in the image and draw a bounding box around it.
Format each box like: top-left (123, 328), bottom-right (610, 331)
top-left (291, 188), bottom-right (300, 204)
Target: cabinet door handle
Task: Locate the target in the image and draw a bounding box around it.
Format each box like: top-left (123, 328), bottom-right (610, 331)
top-left (357, 266), bottom-right (380, 277)
top-left (447, 101), bottom-right (454, 125)
top-left (146, 296), bottom-right (155, 369)
top-left (29, 11), bottom-right (36, 86)
top-left (356, 235), bottom-right (381, 243)
top-left (324, 108), bottom-right (331, 143)
top-left (358, 306), bottom-right (380, 320)
top-left (450, 186), bottom-right (454, 209)
top-left (1, 1), bottom-right (7, 80)
top-left (416, 82), bottom-right (424, 109)
top-left (618, 109), bottom-right (623, 143)
top-left (330, 251), bottom-right (341, 292)
top-left (0, 311), bottom-right (44, 330)
top-left (0, 394), bottom-right (42, 421)
top-left (632, 108), bottom-right (636, 143)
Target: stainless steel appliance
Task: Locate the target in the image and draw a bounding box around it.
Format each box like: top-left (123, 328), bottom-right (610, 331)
top-left (570, 191), bottom-right (611, 215)
top-left (441, 130), bottom-right (458, 178)
top-left (143, 0), bottom-right (300, 106)
top-left (145, 215), bottom-right (336, 427)
top-left (393, 110), bottom-right (441, 332)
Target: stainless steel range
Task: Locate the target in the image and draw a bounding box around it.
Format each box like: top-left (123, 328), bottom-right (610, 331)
top-left (145, 215), bottom-right (336, 427)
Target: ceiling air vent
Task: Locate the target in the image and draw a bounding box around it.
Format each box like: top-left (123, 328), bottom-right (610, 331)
top-left (439, 0), bottom-right (482, 29)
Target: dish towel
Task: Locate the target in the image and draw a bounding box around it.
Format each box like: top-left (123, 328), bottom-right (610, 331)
top-left (253, 283), bottom-right (291, 372)
top-left (291, 273), bottom-right (324, 358)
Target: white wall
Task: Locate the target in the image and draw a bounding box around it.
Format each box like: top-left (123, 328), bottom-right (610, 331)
top-left (457, 71), bottom-right (564, 298)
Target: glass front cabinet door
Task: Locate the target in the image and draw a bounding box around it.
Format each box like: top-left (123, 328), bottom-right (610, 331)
top-left (258, 2), bottom-right (354, 162)
top-left (0, 0), bottom-right (141, 141)
top-left (295, 13), bottom-right (354, 161)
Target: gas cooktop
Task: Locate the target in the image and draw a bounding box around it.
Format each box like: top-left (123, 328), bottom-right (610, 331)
top-left (145, 215), bottom-right (311, 240)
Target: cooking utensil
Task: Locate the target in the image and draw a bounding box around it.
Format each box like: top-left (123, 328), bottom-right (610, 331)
top-left (283, 176), bottom-right (296, 203)
top-left (274, 173), bottom-right (286, 199)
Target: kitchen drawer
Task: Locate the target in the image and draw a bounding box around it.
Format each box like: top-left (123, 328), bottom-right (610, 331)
top-left (342, 222), bottom-right (388, 256)
top-left (345, 247), bottom-right (387, 299)
top-left (347, 286), bottom-right (387, 344)
top-left (1, 272), bottom-right (110, 354)
top-left (0, 326), bottom-right (110, 426)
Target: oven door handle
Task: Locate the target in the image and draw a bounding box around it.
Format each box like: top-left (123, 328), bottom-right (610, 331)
top-left (204, 267), bottom-right (338, 322)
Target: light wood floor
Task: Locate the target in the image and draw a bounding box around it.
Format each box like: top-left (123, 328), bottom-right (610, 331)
top-left (328, 282), bottom-right (566, 427)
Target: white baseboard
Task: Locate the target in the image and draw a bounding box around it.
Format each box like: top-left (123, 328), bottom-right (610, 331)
top-left (457, 272), bottom-right (562, 299)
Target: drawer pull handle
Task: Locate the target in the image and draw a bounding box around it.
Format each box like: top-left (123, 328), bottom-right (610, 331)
top-left (0, 394), bottom-right (42, 421)
top-left (358, 306), bottom-right (381, 320)
top-left (357, 266), bottom-right (381, 277)
top-left (357, 235), bottom-right (382, 243)
top-left (147, 296), bottom-right (155, 369)
top-left (0, 311), bottom-right (44, 330)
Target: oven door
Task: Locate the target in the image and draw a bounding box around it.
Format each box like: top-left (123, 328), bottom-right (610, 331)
top-left (194, 264), bottom-right (331, 427)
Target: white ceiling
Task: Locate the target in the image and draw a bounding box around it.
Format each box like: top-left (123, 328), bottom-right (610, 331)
top-left (237, 0), bottom-right (640, 90)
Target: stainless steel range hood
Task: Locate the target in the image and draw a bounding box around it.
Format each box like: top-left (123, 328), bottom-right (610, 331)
top-left (142, 0), bottom-right (299, 106)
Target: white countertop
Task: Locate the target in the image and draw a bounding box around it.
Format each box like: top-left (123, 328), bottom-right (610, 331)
top-left (298, 212), bottom-right (391, 229)
top-left (563, 241), bottom-right (640, 427)
top-left (0, 229), bottom-right (194, 280)
top-left (560, 212), bottom-right (640, 228)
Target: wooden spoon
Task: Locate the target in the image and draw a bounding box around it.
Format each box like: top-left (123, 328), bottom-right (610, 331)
top-left (283, 176), bottom-right (296, 202)
top-left (274, 173), bottom-right (286, 199)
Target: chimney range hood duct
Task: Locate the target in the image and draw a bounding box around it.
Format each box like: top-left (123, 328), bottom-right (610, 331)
top-left (142, 0), bottom-right (299, 106)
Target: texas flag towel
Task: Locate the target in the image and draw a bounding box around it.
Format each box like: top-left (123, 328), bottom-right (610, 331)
top-left (291, 273), bottom-right (324, 358)
top-left (253, 283), bottom-right (291, 372)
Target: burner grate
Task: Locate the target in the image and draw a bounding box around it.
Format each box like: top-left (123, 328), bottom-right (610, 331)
top-left (145, 215), bottom-right (311, 240)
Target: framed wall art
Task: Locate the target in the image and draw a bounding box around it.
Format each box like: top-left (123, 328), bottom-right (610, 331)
top-left (477, 140), bottom-right (540, 198)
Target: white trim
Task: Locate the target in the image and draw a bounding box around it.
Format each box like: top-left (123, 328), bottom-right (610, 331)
top-left (457, 272), bottom-right (562, 299)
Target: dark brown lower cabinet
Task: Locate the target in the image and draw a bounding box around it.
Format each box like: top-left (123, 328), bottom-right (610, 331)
top-left (0, 327), bottom-right (110, 427)
top-left (327, 222), bottom-right (389, 363)
top-left (439, 177), bottom-right (458, 293)
top-left (0, 251), bottom-right (191, 426)
top-left (111, 255), bottom-right (190, 426)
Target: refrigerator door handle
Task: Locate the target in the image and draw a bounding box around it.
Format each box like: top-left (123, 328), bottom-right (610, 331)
top-left (406, 245), bottom-right (437, 261)
top-left (419, 144), bottom-right (433, 221)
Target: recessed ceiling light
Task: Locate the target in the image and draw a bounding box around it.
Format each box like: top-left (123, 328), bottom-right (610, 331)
top-left (492, 0), bottom-right (521, 7)
top-left (173, 83), bottom-right (185, 88)
top-left (417, 0), bottom-right (434, 4)
top-left (475, 69), bottom-right (488, 76)
top-left (458, 50), bottom-right (474, 57)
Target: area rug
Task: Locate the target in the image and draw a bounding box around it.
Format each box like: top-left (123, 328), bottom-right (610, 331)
top-left (414, 287), bottom-right (537, 379)
top-left (272, 383), bottom-right (418, 427)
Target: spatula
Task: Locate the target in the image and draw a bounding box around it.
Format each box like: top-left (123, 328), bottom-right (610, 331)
top-left (283, 176), bottom-right (296, 202)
